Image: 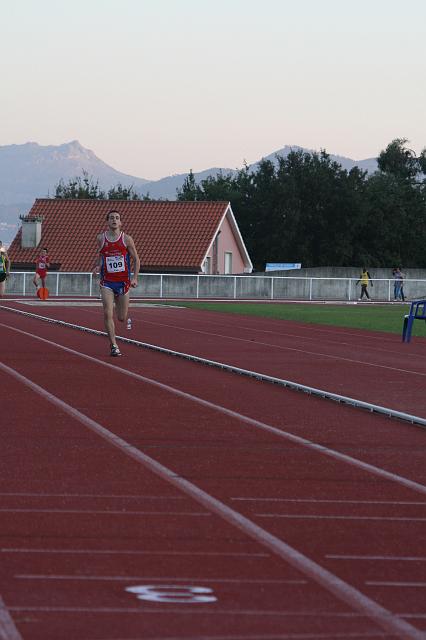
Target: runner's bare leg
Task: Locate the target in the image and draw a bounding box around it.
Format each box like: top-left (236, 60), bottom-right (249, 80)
top-left (115, 291), bottom-right (130, 324)
top-left (101, 287), bottom-right (116, 346)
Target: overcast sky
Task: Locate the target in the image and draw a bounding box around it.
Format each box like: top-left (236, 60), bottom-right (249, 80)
top-left (1, 0), bottom-right (425, 180)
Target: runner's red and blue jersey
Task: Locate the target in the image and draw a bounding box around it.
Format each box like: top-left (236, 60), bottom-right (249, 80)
top-left (99, 231), bottom-right (131, 284)
top-left (36, 254), bottom-right (50, 276)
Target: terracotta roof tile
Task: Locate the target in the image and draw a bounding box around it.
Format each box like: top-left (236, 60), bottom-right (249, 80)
top-left (9, 199), bottom-right (229, 272)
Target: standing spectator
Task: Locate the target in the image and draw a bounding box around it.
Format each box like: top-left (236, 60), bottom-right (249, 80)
top-left (394, 267), bottom-right (405, 301)
top-left (0, 240), bottom-right (11, 297)
top-left (392, 268), bottom-right (398, 300)
top-left (356, 267), bottom-right (373, 301)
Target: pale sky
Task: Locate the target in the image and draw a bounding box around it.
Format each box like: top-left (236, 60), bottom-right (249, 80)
top-left (1, 0), bottom-right (425, 180)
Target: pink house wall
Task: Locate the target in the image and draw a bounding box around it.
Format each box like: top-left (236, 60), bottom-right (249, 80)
top-left (205, 215), bottom-right (245, 274)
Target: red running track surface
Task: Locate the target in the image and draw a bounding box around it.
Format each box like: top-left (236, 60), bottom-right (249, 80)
top-left (4, 299), bottom-right (426, 417)
top-left (0, 300), bottom-right (426, 639)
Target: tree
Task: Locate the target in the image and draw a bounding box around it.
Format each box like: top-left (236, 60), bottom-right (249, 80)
top-left (54, 171), bottom-right (145, 200)
top-left (177, 170), bottom-right (201, 200)
top-left (107, 183), bottom-right (142, 200)
top-left (54, 171), bottom-right (106, 199)
top-left (377, 138), bottom-right (421, 181)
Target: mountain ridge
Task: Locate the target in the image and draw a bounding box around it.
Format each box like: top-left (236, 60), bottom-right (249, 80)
top-left (0, 140), bottom-right (378, 244)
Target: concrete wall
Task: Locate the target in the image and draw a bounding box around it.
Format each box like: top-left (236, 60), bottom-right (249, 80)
top-left (269, 266), bottom-right (426, 279)
top-left (5, 271), bottom-right (426, 301)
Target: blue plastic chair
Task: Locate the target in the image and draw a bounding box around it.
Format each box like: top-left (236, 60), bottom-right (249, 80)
top-left (402, 299), bottom-right (426, 342)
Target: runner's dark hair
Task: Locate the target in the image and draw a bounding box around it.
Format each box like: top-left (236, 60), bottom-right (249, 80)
top-left (106, 210), bottom-right (120, 221)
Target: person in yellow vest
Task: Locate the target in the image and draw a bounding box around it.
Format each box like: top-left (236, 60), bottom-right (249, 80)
top-left (0, 241), bottom-right (11, 297)
top-left (356, 267), bottom-right (373, 301)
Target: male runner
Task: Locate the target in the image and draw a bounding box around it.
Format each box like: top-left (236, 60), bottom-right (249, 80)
top-left (94, 210), bottom-right (140, 357)
top-left (33, 247), bottom-right (50, 291)
top-left (0, 241), bottom-right (11, 297)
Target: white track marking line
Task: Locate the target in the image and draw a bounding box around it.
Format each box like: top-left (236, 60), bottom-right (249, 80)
top-left (1, 363), bottom-right (424, 640)
top-left (0, 492), bottom-right (185, 499)
top-left (366, 582), bottom-right (426, 588)
top-left (0, 595), bottom-right (23, 640)
top-left (327, 555), bottom-right (426, 562)
top-left (15, 575), bottom-right (307, 584)
top-left (136, 318), bottom-right (426, 378)
top-left (115, 632), bottom-right (390, 640)
top-left (0, 509), bottom-right (209, 516)
top-left (2, 312), bottom-right (425, 428)
top-left (2, 322), bottom-right (426, 497)
top-left (113, 633), bottom-right (389, 640)
top-left (3, 606), bottom-right (379, 617)
top-left (256, 514), bottom-right (426, 522)
top-left (2, 549), bottom-right (269, 557)
top-left (232, 497), bottom-right (426, 505)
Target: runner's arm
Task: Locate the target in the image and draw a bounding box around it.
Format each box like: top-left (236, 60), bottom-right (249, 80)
top-left (125, 235), bottom-right (141, 287)
top-left (93, 234), bottom-right (103, 275)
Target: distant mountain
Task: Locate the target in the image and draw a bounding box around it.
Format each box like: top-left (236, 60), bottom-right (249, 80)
top-left (0, 140), bottom-right (150, 204)
top-left (0, 140), bottom-right (378, 244)
top-left (260, 145), bottom-right (378, 174)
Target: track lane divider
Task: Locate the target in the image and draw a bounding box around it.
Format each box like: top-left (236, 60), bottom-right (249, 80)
top-left (1, 304), bottom-right (425, 428)
top-left (2, 320), bottom-right (426, 498)
top-left (1, 358), bottom-right (425, 640)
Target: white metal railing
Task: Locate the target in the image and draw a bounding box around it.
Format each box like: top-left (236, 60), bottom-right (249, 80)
top-left (5, 272), bottom-right (426, 301)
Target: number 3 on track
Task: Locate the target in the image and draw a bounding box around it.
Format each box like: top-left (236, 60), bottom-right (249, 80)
top-left (126, 584), bottom-right (216, 603)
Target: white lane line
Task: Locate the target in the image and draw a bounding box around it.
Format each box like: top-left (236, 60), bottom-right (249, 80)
top-left (256, 514), bottom-right (426, 522)
top-left (4, 606), bottom-right (371, 617)
top-left (232, 497), bottom-right (426, 505)
top-left (0, 492), bottom-right (185, 499)
top-left (2, 311), bottom-right (425, 429)
top-left (366, 582), bottom-right (426, 588)
top-left (116, 632), bottom-right (389, 640)
top-left (327, 555), bottom-right (426, 562)
top-left (2, 322), bottom-right (426, 499)
top-left (115, 632), bottom-right (389, 640)
top-left (0, 509), bottom-right (209, 516)
top-left (1, 363), bottom-right (424, 640)
top-left (2, 549), bottom-right (269, 558)
top-left (15, 575), bottom-right (307, 584)
top-left (134, 318), bottom-right (426, 379)
top-left (0, 595), bottom-right (23, 640)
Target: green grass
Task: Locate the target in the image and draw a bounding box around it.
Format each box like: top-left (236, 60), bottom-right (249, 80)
top-left (163, 300), bottom-right (426, 337)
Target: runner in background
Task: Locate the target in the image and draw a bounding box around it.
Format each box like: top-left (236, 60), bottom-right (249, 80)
top-left (0, 241), bottom-right (11, 297)
top-left (94, 210), bottom-right (140, 357)
top-left (33, 247), bottom-right (50, 292)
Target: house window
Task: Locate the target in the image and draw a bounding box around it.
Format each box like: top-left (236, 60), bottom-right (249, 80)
top-left (204, 257), bottom-right (211, 274)
top-left (224, 252), bottom-right (232, 274)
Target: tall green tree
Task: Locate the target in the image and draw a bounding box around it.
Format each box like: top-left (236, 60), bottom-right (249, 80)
top-left (55, 171), bottom-right (106, 199)
top-left (378, 138), bottom-right (421, 181)
top-left (54, 171), bottom-right (145, 200)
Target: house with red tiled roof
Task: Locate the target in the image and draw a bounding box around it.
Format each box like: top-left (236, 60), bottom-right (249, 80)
top-left (9, 199), bottom-right (253, 274)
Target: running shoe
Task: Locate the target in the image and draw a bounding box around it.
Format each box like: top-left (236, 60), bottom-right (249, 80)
top-left (110, 344), bottom-right (122, 357)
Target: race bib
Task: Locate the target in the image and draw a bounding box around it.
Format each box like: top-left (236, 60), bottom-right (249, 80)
top-left (39, 262), bottom-right (46, 269)
top-left (106, 255), bottom-right (125, 273)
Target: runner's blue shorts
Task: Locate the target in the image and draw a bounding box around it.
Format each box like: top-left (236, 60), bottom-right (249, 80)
top-left (100, 280), bottom-right (130, 297)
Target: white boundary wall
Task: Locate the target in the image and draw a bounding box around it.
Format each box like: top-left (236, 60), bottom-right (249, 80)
top-left (7, 272), bottom-right (426, 301)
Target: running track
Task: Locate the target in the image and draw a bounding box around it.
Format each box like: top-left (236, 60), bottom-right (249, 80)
top-left (1, 299), bottom-right (426, 640)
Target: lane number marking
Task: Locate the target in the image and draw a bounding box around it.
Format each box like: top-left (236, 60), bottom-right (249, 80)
top-left (126, 584), bottom-right (216, 603)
